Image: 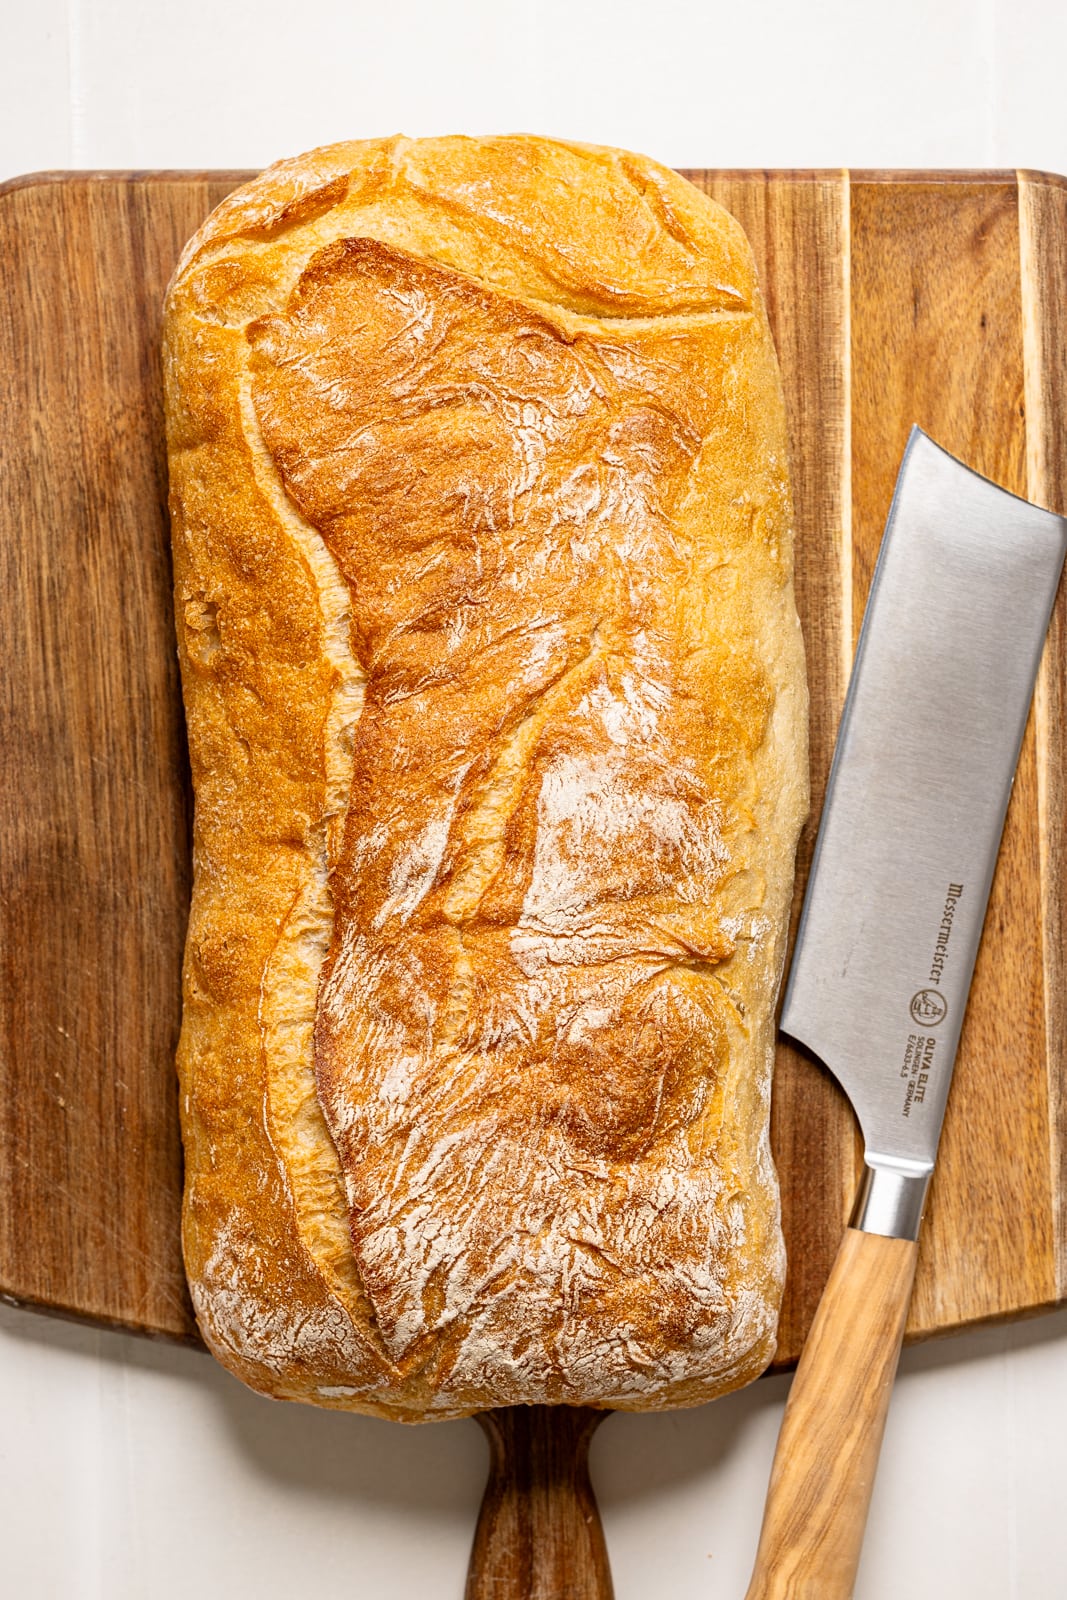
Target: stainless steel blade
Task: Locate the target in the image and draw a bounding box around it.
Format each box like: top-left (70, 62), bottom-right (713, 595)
top-left (781, 427), bottom-right (1067, 1238)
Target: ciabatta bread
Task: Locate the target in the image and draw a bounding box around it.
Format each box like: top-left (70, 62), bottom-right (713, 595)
top-left (163, 135), bottom-right (808, 1421)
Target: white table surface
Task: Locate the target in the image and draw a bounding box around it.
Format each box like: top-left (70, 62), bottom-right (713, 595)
top-left (3, 2), bottom-right (1067, 1594)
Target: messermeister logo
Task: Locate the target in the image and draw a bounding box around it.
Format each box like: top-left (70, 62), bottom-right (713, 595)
top-left (910, 988), bottom-right (947, 1026)
top-left (904, 881), bottom-right (963, 1036)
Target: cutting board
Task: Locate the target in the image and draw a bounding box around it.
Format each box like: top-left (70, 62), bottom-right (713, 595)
top-left (2, 168), bottom-right (1066, 1370)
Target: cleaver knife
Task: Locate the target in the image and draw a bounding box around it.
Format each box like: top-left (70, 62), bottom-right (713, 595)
top-left (744, 427), bottom-right (1067, 1600)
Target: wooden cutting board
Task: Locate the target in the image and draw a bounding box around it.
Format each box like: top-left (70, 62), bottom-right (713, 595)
top-left (2, 168), bottom-right (1066, 1369)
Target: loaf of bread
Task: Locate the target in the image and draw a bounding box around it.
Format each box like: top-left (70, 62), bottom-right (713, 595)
top-left (163, 135), bottom-right (808, 1422)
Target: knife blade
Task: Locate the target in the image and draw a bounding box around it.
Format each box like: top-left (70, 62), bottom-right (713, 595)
top-left (745, 427), bottom-right (1067, 1600)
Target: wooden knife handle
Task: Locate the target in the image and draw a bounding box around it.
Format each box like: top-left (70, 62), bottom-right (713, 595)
top-left (465, 1405), bottom-right (614, 1600)
top-left (745, 1227), bottom-right (919, 1600)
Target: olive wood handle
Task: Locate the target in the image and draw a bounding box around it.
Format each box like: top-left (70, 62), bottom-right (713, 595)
top-left (465, 1404), bottom-right (613, 1600)
top-left (745, 1226), bottom-right (919, 1600)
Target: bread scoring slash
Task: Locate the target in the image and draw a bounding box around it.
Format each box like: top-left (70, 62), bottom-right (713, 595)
top-left (163, 135), bottom-right (809, 1421)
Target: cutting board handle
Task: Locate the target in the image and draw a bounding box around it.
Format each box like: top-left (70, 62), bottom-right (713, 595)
top-left (744, 1226), bottom-right (919, 1600)
top-left (465, 1404), bottom-right (614, 1600)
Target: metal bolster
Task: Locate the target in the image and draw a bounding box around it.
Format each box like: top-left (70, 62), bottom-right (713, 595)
top-left (850, 1156), bottom-right (933, 1242)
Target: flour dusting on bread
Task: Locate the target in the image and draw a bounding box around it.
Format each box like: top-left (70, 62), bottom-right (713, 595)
top-left (164, 135), bottom-right (808, 1420)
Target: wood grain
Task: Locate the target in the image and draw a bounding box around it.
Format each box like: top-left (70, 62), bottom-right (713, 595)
top-left (744, 1229), bottom-right (919, 1600)
top-left (850, 176), bottom-right (1057, 1334)
top-left (466, 1408), bottom-right (612, 1600)
top-left (1018, 171), bottom-right (1067, 1299)
top-left (1, 170), bottom-right (1065, 1366)
top-left (0, 173), bottom-right (241, 1340)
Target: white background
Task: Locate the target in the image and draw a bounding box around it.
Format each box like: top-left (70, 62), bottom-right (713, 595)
top-left (3, 2), bottom-right (1067, 1595)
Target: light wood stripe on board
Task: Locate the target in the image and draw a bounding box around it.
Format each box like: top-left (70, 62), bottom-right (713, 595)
top-left (1019, 169), bottom-right (1067, 1300)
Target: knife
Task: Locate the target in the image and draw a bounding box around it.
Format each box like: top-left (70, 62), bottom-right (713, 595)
top-left (744, 427), bottom-right (1067, 1600)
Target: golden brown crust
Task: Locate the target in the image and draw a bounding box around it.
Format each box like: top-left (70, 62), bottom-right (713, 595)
top-left (164, 135), bottom-right (808, 1421)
